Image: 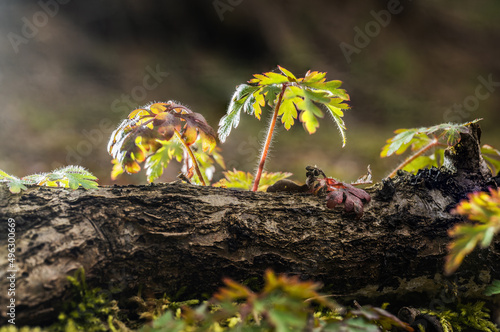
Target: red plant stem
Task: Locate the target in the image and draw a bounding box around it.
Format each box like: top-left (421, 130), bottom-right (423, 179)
top-left (387, 137), bottom-right (446, 178)
top-left (174, 130), bottom-right (207, 186)
top-left (252, 83), bottom-right (288, 191)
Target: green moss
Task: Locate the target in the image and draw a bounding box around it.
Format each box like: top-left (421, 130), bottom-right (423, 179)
top-left (50, 268), bottom-right (123, 332)
top-left (422, 302), bottom-right (498, 332)
top-left (0, 327), bottom-right (44, 332)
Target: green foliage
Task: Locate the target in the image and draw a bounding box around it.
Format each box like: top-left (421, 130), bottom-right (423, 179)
top-left (108, 101), bottom-right (220, 184)
top-left (482, 144), bottom-right (500, 175)
top-left (421, 302), bottom-right (498, 332)
top-left (0, 166), bottom-right (98, 193)
top-left (143, 270), bottom-right (413, 332)
top-left (380, 119), bottom-right (482, 177)
top-left (381, 119), bottom-right (482, 158)
top-left (445, 188), bottom-right (500, 275)
top-left (484, 279), bottom-right (500, 296)
top-left (213, 169), bottom-right (292, 191)
top-left (218, 66), bottom-right (350, 145)
top-left (111, 136), bottom-right (224, 185)
top-left (52, 268), bottom-right (121, 332)
top-left (130, 293), bottom-right (200, 322)
top-left (0, 327), bottom-right (44, 332)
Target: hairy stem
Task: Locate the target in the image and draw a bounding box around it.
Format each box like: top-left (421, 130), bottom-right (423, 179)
top-left (174, 130), bottom-right (207, 186)
top-left (387, 137), bottom-right (446, 178)
top-left (252, 83), bottom-right (288, 191)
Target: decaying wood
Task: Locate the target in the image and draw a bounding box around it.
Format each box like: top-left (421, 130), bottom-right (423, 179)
top-left (0, 124), bottom-right (498, 326)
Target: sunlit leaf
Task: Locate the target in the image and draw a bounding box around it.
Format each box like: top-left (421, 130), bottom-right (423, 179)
top-left (445, 188), bottom-right (500, 275)
top-left (380, 129), bottom-right (417, 158)
top-left (278, 96), bottom-right (298, 130)
top-left (220, 66), bottom-right (350, 153)
top-left (402, 155), bottom-right (438, 173)
top-left (213, 170), bottom-right (292, 192)
top-left (381, 120), bottom-right (482, 159)
top-left (302, 70), bottom-right (326, 83)
top-left (7, 179), bottom-right (28, 194)
top-left (110, 159), bottom-right (124, 181)
top-left (218, 84), bottom-right (260, 142)
top-left (109, 101), bottom-right (219, 184)
top-left (145, 141), bottom-right (180, 183)
top-left (249, 71), bottom-right (289, 85)
top-left (252, 90), bottom-right (266, 120)
top-left (1, 166), bottom-right (98, 193)
top-left (482, 144), bottom-right (500, 176)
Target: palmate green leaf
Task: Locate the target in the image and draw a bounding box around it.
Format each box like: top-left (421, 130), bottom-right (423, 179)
top-left (0, 169), bottom-right (28, 193)
top-left (380, 129), bottom-right (419, 158)
top-left (219, 66), bottom-right (350, 149)
top-left (7, 178), bottom-right (28, 194)
top-left (294, 88), bottom-right (324, 134)
top-left (41, 166), bottom-right (98, 189)
top-left (142, 136), bottom-right (224, 184)
top-left (249, 71), bottom-right (290, 85)
top-left (261, 84), bottom-right (283, 107)
top-left (145, 140), bottom-right (184, 183)
top-left (278, 93), bottom-right (299, 130)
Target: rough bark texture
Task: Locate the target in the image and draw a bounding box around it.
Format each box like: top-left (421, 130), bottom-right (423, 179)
top-left (0, 124), bottom-right (498, 326)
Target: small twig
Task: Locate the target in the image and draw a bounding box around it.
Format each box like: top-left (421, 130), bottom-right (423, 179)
top-left (387, 137), bottom-right (446, 178)
top-left (174, 130), bottom-right (207, 186)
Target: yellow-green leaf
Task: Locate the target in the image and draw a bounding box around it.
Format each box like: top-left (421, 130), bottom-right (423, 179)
top-left (278, 98), bottom-right (297, 130)
top-left (299, 109), bottom-right (319, 134)
top-left (252, 90), bottom-right (266, 120)
top-left (278, 65), bottom-right (297, 81)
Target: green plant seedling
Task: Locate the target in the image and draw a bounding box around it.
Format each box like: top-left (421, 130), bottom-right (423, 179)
top-left (0, 165), bottom-right (98, 193)
top-left (108, 101), bottom-right (223, 185)
top-left (218, 66), bottom-right (350, 191)
top-left (380, 119), bottom-right (482, 178)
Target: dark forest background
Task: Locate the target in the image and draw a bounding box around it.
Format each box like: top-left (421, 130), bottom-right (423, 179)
top-left (0, 0), bottom-right (499, 185)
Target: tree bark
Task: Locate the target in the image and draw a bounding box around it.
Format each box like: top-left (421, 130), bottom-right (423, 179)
top-left (0, 124), bottom-right (498, 326)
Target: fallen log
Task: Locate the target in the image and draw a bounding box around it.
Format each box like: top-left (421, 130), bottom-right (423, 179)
top-left (0, 124), bottom-right (498, 326)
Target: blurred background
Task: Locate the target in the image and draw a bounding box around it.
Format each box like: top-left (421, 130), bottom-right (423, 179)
top-left (0, 0), bottom-right (499, 185)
